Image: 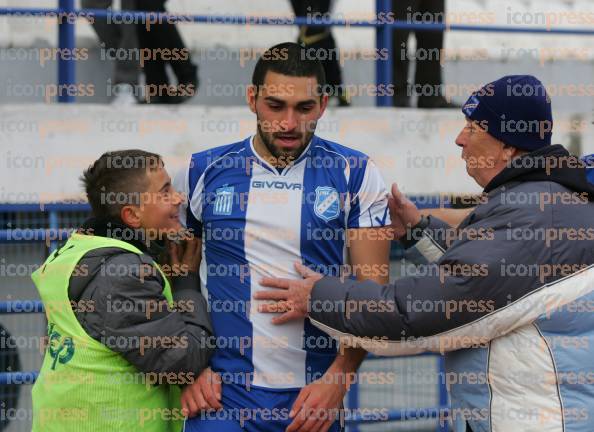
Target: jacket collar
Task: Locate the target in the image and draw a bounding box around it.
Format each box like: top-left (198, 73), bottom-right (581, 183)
top-left (78, 217), bottom-right (166, 260)
top-left (484, 144), bottom-right (594, 200)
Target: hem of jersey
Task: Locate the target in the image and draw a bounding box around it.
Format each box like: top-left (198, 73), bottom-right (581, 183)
top-left (222, 380), bottom-right (303, 393)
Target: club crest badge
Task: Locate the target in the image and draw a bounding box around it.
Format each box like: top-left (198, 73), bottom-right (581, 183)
top-left (213, 185), bottom-right (234, 216)
top-left (314, 186), bottom-right (340, 222)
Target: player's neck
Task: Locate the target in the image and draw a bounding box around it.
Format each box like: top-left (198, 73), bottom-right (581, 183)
top-left (253, 134), bottom-right (301, 169)
top-left (252, 134), bottom-right (272, 161)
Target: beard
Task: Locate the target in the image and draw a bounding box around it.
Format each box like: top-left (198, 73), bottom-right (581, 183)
top-left (256, 117), bottom-right (316, 167)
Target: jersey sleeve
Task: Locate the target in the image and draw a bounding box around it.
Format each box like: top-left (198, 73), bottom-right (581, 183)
top-left (172, 155), bottom-right (203, 236)
top-left (347, 159), bottom-right (391, 229)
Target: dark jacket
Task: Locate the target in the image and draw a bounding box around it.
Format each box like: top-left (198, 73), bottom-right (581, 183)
top-left (309, 145), bottom-right (594, 432)
top-left (68, 217), bottom-right (213, 377)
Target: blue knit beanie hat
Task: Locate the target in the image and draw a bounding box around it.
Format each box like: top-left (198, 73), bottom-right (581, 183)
top-left (462, 75), bottom-right (553, 151)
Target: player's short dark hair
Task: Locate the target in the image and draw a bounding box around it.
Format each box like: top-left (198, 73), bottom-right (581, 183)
top-left (81, 149), bottom-right (163, 219)
top-left (252, 42), bottom-right (326, 96)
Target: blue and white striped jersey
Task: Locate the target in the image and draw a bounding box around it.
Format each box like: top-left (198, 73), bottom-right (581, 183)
top-left (174, 135), bottom-right (390, 390)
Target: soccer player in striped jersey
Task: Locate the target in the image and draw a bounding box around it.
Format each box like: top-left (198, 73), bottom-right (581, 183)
top-left (175, 42), bottom-right (392, 432)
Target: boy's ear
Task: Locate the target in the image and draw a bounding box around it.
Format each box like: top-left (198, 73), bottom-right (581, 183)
top-left (120, 205), bottom-right (141, 229)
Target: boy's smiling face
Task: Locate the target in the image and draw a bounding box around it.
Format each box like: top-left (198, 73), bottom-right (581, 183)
top-left (121, 165), bottom-right (183, 238)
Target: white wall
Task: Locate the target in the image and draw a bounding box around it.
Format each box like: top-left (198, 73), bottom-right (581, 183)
top-left (0, 104), bottom-right (590, 204)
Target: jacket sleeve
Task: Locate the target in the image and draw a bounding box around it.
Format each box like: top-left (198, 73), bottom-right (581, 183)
top-left (71, 252), bottom-right (214, 375)
top-left (309, 206), bottom-right (579, 356)
top-left (409, 215), bottom-right (452, 262)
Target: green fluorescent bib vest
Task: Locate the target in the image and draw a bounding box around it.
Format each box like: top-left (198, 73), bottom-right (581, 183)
top-left (31, 233), bottom-right (182, 431)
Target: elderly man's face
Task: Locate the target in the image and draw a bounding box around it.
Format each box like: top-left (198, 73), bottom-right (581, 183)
top-left (455, 119), bottom-right (513, 188)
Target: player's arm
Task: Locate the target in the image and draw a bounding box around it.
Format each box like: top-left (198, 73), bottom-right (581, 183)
top-left (332, 226), bottom-right (391, 364)
top-left (177, 239), bottom-right (223, 417)
top-left (320, 227), bottom-right (391, 404)
top-left (172, 159), bottom-right (223, 416)
top-left (331, 159), bottom-right (393, 378)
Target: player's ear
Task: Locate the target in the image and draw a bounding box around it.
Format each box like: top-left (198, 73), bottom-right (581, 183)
top-left (120, 205), bottom-right (142, 229)
top-left (247, 85), bottom-right (257, 114)
top-left (318, 93), bottom-right (329, 118)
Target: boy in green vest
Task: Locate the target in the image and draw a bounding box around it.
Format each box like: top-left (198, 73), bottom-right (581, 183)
top-left (31, 150), bottom-right (213, 431)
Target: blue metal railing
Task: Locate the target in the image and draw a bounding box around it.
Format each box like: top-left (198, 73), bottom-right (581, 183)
top-left (347, 355), bottom-right (449, 430)
top-left (58, 0), bottom-right (76, 103)
top-left (1, 2), bottom-right (594, 105)
top-left (375, 0), bottom-right (392, 108)
top-left (0, 371), bottom-right (39, 386)
top-left (0, 300), bottom-right (44, 314)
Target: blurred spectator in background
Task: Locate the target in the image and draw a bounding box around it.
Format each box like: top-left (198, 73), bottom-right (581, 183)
top-left (291, 0), bottom-right (350, 107)
top-left (392, 0), bottom-right (457, 108)
top-left (133, 0), bottom-right (198, 104)
top-left (82, 0), bottom-right (139, 105)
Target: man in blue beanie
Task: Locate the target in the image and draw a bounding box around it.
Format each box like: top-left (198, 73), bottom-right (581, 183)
top-left (464, 75), bottom-right (552, 149)
top-left (455, 75), bottom-right (555, 188)
top-left (255, 75), bottom-right (594, 431)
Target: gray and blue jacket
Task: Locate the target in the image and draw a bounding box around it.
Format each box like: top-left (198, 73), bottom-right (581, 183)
top-left (309, 145), bottom-right (594, 432)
